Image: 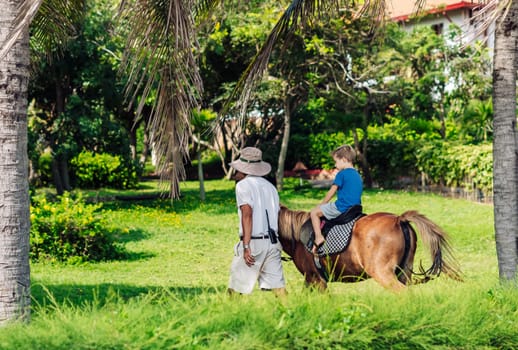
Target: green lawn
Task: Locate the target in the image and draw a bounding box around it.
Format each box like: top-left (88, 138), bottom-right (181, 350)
top-left (1, 179), bottom-right (515, 350)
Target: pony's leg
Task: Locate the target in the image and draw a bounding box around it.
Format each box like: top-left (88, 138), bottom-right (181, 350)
top-left (304, 273), bottom-right (327, 291)
top-left (368, 266), bottom-right (406, 292)
top-left (290, 244), bottom-right (328, 291)
top-left (396, 268), bottom-right (411, 285)
top-left (396, 259), bottom-right (414, 285)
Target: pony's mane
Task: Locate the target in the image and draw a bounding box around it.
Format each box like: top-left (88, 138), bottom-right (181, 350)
top-left (278, 205), bottom-right (310, 241)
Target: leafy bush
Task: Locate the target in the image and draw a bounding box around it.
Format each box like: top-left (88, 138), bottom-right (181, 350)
top-left (308, 132), bottom-right (350, 169)
top-left (367, 138), bottom-right (419, 187)
top-left (30, 193), bottom-right (127, 263)
top-left (306, 127), bottom-right (419, 187)
top-left (70, 151), bottom-right (140, 189)
top-left (289, 114), bottom-right (492, 194)
top-left (35, 151), bottom-right (53, 186)
top-left (364, 121), bottom-right (424, 187)
top-left (415, 142), bottom-right (493, 194)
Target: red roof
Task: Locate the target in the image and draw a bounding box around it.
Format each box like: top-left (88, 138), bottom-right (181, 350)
top-left (390, 1), bottom-right (486, 22)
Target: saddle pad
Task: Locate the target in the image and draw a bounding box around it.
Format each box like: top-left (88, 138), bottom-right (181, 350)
top-left (306, 216), bottom-right (361, 257)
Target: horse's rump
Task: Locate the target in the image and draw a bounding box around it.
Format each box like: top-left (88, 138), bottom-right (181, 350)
top-left (399, 210), bottom-right (463, 281)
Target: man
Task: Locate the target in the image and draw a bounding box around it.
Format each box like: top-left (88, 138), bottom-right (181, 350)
top-left (228, 147), bottom-right (286, 296)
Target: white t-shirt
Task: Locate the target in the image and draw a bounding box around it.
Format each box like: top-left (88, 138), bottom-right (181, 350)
top-left (235, 175), bottom-right (279, 236)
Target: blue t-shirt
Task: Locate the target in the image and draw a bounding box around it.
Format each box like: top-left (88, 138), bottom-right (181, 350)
top-left (333, 168), bottom-right (363, 213)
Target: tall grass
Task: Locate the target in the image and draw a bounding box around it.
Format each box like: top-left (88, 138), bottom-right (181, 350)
top-left (1, 179), bottom-right (516, 349)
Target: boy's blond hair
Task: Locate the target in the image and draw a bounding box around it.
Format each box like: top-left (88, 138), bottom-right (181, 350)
top-left (331, 145), bottom-right (356, 163)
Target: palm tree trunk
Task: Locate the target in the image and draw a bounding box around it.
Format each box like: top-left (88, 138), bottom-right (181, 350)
top-left (196, 136), bottom-right (206, 202)
top-left (276, 92), bottom-right (291, 191)
top-left (129, 127), bottom-right (137, 161)
top-left (492, 0), bottom-right (518, 283)
top-left (139, 126), bottom-right (150, 166)
top-left (59, 158), bottom-right (71, 191)
top-left (51, 157), bottom-right (65, 195)
top-left (0, 0), bottom-right (31, 324)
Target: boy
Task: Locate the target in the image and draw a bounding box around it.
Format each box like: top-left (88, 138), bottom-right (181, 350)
top-left (311, 145), bottom-right (363, 255)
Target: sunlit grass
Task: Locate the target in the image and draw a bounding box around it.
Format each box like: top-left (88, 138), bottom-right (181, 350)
top-left (1, 179), bottom-right (515, 349)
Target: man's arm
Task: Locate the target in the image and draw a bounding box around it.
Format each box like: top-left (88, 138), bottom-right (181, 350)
top-left (240, 204), bottom-right (255, 266)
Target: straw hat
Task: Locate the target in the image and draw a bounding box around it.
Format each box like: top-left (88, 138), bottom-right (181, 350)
top-left (230, 147), bottom-right (271, 176)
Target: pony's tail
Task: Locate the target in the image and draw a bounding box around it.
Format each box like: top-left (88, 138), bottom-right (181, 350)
top-left (400, 211), bottom-right (463, 283)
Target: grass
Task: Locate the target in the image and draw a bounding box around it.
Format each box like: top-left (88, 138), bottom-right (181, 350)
top-left (1, 178), bottom-right (516, 349)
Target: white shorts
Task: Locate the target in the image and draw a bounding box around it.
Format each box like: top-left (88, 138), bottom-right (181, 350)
top-left (320, 202), bottom-right (342, 219)
top-left (228, 239), bottom-right (286, 294)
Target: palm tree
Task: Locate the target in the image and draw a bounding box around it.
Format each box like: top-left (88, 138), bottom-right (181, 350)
top-left (0, 0), bottom-right (32, 324)
top-left (117, 0), bottom-right (204, 199)
top-left (0, 0), bottom-right (86, 324)
top-left (492, 0), bottom-right (518, 283)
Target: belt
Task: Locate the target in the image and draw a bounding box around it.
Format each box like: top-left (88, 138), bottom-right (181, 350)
top-left (240, 235), bottom-right (269, 240)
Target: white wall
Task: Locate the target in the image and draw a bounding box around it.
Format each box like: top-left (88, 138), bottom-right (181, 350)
top-left (397, 8), bottom-right (495, 55)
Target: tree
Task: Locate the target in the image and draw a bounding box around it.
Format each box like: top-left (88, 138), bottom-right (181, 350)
top-left (269, 29), bottom-right (310, 190)
top-left (0, 0), bottom-right (86, 324)
top-left (191, 109), bottom-right (217, 201)
top-left (461, 98), bottom-right (493, 142)
top-left (301, 14), bottom-right (403, 187)
top-left (0, 0), bottom-right (31, 324)
top-left (492, 0), bottom-right (518, 283)
top-left (118, 0), bottom-right (203, 199)
top-left (198, 0), bottom-right (290, 178)
top-left (28, 0), bottom-right (138, 193)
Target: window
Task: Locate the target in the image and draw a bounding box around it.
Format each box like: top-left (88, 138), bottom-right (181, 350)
top-left (431, 23), bottom-right (444, 35)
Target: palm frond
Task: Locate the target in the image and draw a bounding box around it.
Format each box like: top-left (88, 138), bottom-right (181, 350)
top-left (119, 0), bottom-right (202, 199)
top-left (460, 0), bottom-right (508, 49)
top-left (411, 0), bottom-right (427, 17)
top-left (219, 0), bottom-right (339, 123)
top-left (30, 0), bottom-right (86, 61)
top-left (1, 0), bottom-right (86, 62)
top-left (0, 0), bottom-right (43, 61)
top-left (193, 0), bottom-right (221, 21)
top-left (351, 0), bottom-right (387, 41)
top-left (355, 0), bottom-right (388, 21)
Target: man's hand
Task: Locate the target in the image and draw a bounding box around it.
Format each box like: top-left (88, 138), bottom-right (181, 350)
top-left (243, 247), bottom-right (255, 266)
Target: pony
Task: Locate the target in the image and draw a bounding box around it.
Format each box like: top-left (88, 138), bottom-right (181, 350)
top-left (277, 206), bottom-right (462, 292)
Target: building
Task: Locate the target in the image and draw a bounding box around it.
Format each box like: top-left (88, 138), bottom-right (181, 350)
top-left (388, 0), bottom-right (494, 51)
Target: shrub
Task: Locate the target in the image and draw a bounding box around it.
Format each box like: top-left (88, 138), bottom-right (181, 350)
top-left (308, 132), bottom-right (350, 169)
top-left (415, 142), bottom-right (493, 194)
top-left (27, 150), bottom-right (54, 187)
top-left (30, 193), bottom-right (127, 263)
top-left (367, 138), bottom-right (419, 187)
top-left (70, 151), bottom-right (140, 189)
